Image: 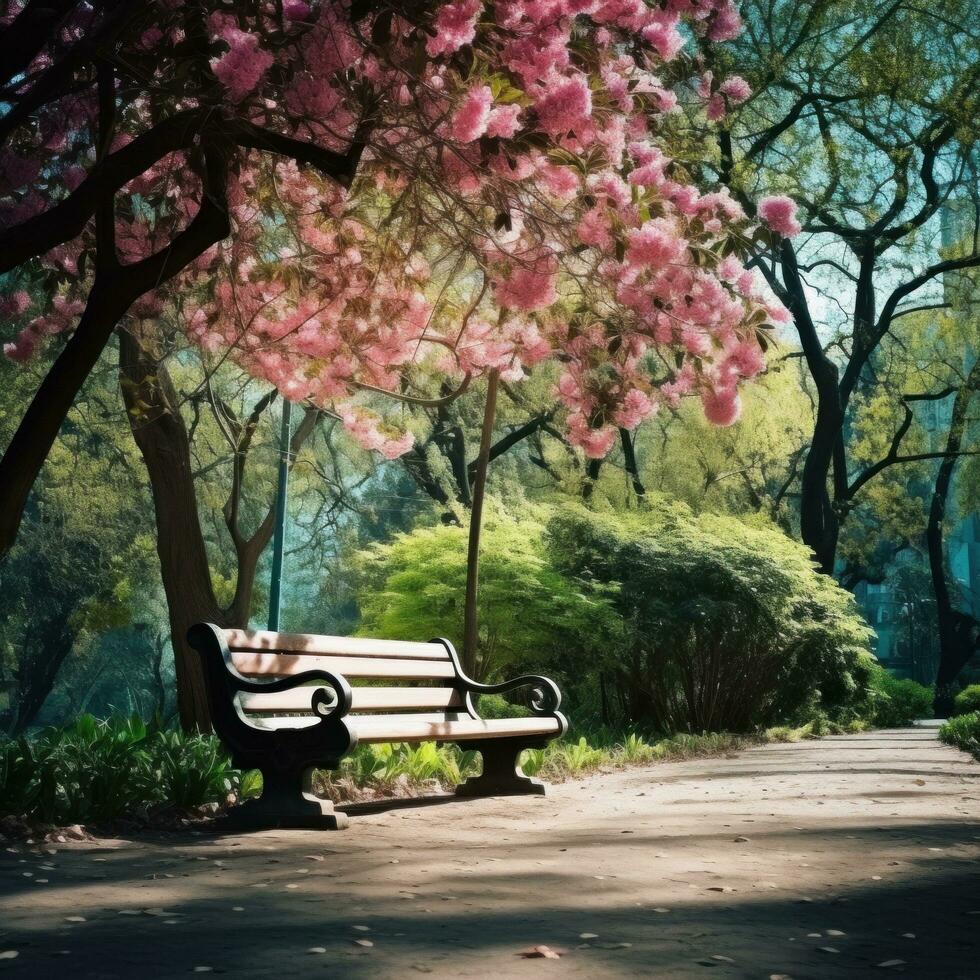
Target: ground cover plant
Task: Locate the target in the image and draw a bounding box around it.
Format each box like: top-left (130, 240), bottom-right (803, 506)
top-left (939, 712), bottom-right (980, 761)
top-left (1, 710), bottom-right (871, 832)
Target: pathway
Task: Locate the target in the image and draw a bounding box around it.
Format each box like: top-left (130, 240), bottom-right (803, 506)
top-left (1, 729), bottom-right (978, 978)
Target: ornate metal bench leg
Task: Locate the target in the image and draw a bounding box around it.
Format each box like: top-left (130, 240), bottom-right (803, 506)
top-left (455, 739), bottom-right (546, 797)
top-left (224, 766), bottom-right (349, 830)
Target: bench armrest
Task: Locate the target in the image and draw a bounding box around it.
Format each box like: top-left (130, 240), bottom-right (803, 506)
top-left (188, 622), bottom-right (352, 720)
top-left (460, 674), bottom-right (562, 716)
top-left (426, 637), bottom-right (562, 718)
top-left (230, 670), bottom-right (353, 720)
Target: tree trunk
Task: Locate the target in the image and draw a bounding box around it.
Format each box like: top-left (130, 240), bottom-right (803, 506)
top-left (8, 623), bottom-right (77, 735)
top-left (779, 240), bottom-right (847, 575)
top-left (462, 368), bottom-right (499, 677)
top-left (119, 330), bottom-right (225, 731)
top-left (928, 363), bottom-right (979, 716)
top-left (120, 330), bottom-right (319, 730)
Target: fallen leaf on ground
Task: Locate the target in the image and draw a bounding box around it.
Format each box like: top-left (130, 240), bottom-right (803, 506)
top-left (0, 952), bottom-right (19, 961)
top-left (877, 960), bottom-right (906, 968)
top-left (353, 939), bottom-right (374, 948)
top-left (518, 946), bottom-right (564, 959)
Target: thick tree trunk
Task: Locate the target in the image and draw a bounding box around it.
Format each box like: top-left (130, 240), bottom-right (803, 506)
top-left (120, 329), bottom-right (318, 730)
top-left (929, 364), bottom-right (979, 716)
top-left (119, 330), bottom-right (226, 730)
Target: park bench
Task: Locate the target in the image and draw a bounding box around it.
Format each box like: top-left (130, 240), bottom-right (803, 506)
top-left (187, 623), bottom-right (568, 829)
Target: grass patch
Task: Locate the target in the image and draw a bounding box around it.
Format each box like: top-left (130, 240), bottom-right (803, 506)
top-left (939, 712), bottom-right (980, 760)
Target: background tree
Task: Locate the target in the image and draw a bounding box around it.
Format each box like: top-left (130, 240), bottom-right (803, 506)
top-left (705, 0), bottom-right (980, 573)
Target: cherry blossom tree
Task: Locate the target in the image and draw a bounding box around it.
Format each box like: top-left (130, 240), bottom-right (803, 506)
top-left (2, 0), bottom-right (789, 727)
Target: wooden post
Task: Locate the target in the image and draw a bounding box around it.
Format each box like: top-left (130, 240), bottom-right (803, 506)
top-left (462, 368), bottom-right (500, 677)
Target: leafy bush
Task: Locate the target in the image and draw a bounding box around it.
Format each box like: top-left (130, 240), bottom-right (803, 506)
top-left (953, 685), bottom-right (980, 717)
top-left (939, 712), bottom-right (980, 760)
top-left (352, 508), bottom-right (620, 680)
top-left (546, 503), bottom-right (876, 733)
top-left (869, 670), bottom-right (934, 726)
top-left (0, 715), bottom-right (237, 825)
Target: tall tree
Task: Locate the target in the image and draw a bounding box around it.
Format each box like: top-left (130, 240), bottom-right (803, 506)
top-left (704, 0), bottom-right (980, 572)
top-left (928, 359), bottom-right (979, 713)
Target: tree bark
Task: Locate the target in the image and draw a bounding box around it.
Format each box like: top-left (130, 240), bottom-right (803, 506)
top-left (119, 329), bottom-right (225, 731)
top-left (120, 329), bottom-right (320, 730)
top-left (928, 362), bottom-right (980, 715)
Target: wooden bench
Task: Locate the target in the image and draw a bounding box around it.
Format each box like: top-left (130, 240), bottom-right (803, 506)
top-left (187, 624), bottom-right (568, 829)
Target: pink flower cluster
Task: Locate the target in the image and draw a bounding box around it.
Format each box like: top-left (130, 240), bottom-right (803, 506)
top-left (209, 23), bottom-right (274, 102)
top-left (758, 195), bottom-right (802, 237)
top-left (427, 0), bottom-right (483, 57)
top-left (3, 0), bottom-right (787, 465)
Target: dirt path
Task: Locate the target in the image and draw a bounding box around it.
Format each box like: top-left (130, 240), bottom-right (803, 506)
top-left (2, 729), bottom-right (979, 979)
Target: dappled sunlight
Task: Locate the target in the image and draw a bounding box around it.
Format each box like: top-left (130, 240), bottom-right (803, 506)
top-left (2, 730), bottom-right (978, 976)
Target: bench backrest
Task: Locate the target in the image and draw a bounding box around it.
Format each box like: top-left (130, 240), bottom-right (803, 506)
top-left (225, 629), bottom-right (467, 717)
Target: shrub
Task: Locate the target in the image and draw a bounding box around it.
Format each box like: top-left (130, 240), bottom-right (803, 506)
top-left (352, 507), bottom-right (620, 680)
top-left (546, 503), bottom-right (876, 733)
top-left (953, 685), bottom-right (980, 717)
top-left (869, 670), bottom-right (934, 726)
top-left (0, 715), bottom-right (238, 825)
top-left (939, 712), bottom-right (980, 760)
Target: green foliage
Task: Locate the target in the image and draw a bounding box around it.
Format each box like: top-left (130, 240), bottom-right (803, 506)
top-left (353, 506), bottom-right (620, 679)
top-left (939, 712), bottom-right (980, 760)
top-left (547, 502), bottom-right (876, 733)
top-left (869, 670), bottom-right (934, 727)
top-left (0, 715), bottom-right (237, 825)
top-left (953, 685), bottom-right (980, 717)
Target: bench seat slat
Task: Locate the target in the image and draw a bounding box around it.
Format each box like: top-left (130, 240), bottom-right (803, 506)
top-left (231, 652), bottom-right (457, 680)
top-left (348, 715), bottom-right (560, 743)
top-left (239, 687), bottom-right (464, 713)
top-left (225, 629), bottom-right (448, 660)
top-left (247, 714), bottom-right (559, 741)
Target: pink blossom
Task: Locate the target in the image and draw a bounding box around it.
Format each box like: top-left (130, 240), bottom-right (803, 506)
top-left (613, 388), bottom-right (656, 429)
top-left (0, 290), bottom-right (30, 317)
top-left (493, 262), bottom-right (558, 312)
top-left (380, 431), bottom-right (415, 459)
top-left (567, 413), bottom-right (617, 458)
top-left (701, 385), bottom-right (741, 425)
top-left (210, 28), bottom-right (273, 102)
top-left (485, 103), bottom-right (523, 138)
top-left (625, 219), bottom-right (686, 268)
top-left (539, 163), bottom-right (580, 198)
top-left (533, 73), bottom-right (592, 136)
top-left (724, 340), bottom-right (766, 378)
top-left (576, 206), bottom-right (613, 249)
top-left (450, 85), bottom-right (493, 142)
top-left (719, 75), bottom-right (751, 104)
top-left (708, 2), bottom-right (743, 42)
top-left (426, 0), bottom-right (482, 57)
top-left (758, 195), bottom-right (801, 237)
